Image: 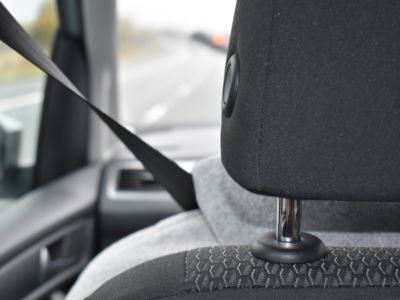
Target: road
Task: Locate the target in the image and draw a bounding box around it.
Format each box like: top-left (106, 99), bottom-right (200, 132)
top-left (0, 80), bottom-right (44, 167)
top-left (119, 38), bottom-right (225, 131)
top-left (0, 37), bottom-right (226, 166)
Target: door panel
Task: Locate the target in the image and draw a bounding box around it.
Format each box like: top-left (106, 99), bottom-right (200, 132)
top-left (0, 220), bottom-right (93, 300)
top-left (0, 165), bottom-right (100, 299)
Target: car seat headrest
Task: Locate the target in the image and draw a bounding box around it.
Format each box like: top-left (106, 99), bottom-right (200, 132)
top-left (221, 0), bottom-right (400, 202)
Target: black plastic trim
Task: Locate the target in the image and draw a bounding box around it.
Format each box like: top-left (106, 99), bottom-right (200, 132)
top-left (0, 164), bottom-right (100, 267)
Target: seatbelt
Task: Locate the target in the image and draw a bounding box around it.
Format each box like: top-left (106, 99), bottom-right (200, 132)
top-left (0, 2), bottom-right (198, 211)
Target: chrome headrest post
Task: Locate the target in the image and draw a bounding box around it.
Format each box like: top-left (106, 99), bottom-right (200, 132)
top-left (276, 197), bottom-right (302, 243)
top-left (251, 197), bottom-right (326, 264)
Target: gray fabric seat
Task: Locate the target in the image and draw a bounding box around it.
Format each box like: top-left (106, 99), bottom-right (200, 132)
top-left (87, 246), bottom-right (400, 300)
top-left (75, 0), bottom-right (400, 297)
top-left (67, 157), bottom-right (400, 299)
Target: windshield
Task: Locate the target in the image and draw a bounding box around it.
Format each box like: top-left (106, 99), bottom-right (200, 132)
top-left (117, 0), bottom-right (236, 132)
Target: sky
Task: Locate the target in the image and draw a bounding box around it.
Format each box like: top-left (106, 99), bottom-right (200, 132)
top-left (2, 0), bottom-right (46, 23)
top-left (2, 0), bottom-right (237, 34)
top-left (117, 0), bottom-right (237, 34)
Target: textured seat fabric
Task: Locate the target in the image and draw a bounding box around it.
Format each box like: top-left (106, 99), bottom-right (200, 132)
top-left (185, 247), bottom-right (400, 290)
top-left (65, 211), bottom-right (218, 300)
top-left (221, 0), bottom-right (400, 201)
top-left (67, 157), bottom-right (400, 299)
top-left (87, 246), bottom-right (400, 299)
top-left (194, 157), bottom-right (400, 246)
top-left (84, 0), bottom-right (400, 298)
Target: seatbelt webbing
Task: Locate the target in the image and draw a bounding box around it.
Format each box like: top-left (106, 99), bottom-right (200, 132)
top-left (0, 2), bottom-right (197, 210)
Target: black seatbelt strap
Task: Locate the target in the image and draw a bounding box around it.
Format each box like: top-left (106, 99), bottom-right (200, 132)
top-left (0, 2), bottom-right (197, 210)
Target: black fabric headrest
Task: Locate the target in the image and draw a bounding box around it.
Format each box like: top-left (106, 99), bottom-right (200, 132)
top-left (221, 0), bottom-right (400, 201)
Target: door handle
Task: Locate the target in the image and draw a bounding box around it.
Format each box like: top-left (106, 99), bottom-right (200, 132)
top-left (39, 246), bottom-right (77, 282)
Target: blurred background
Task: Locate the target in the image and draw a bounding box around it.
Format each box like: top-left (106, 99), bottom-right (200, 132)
top-left (117, 0), bottom-right (234, 131)
top-left (0, 0), bottom-right (235, 166)
top-left (0, 3), bottom-right (238, 297)
top-left (0, 0), bottom-right (236, 200)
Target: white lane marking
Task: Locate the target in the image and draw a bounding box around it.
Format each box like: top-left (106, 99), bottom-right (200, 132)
top-left (127, 43), bottom-right (219, 127)
top-left (141, 82), bottom-right (193, 126)
top-left (142, 104), bottom-right (169, 125)
top-left (176, 82), bottom-right (193, 98)
top-left (0, 91), bottom-right (43, 112)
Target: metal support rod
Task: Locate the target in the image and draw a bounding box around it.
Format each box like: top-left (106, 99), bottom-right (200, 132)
top-left (276, 197), bottom-right (302, 243)
top-left (252, 197), bottom-right (325, 263)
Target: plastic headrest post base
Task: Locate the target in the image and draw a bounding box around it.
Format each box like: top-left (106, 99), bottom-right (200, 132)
top-left (251, 232), bottom-right (326, 264)
top-left (251, 197), bottom-right (326, 263)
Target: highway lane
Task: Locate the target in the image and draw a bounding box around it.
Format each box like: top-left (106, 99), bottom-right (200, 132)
top-left (0, 79), bottom-right (44, 99)
top-left (0, 38), bottom-right (226, 165)
top-left (0, 89), bottom-right (43, 167)
top-left (119, 38), bottom-right (226, 131)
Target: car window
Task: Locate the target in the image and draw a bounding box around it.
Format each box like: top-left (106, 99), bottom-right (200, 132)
top-left (0, 0), bottom-right (58, 200)
top-left (117, 0), bottom-right (236, 132)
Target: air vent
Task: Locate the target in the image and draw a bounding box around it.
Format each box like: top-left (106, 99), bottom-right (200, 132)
top-left (117, 169), bottom-right (161, 191)
top-left (103, 160), bottom-right (195, 201)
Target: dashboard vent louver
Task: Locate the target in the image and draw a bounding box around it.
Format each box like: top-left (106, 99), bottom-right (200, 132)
top-left (117, 169), bottom-right (161, 191)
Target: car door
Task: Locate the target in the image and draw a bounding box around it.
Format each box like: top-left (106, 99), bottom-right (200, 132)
top-left (0, 1), bottom-right (186, 298)
top-left (0, 0), bottom-right (230, 298)
top-left (0, 1), bottom-right (99, 299)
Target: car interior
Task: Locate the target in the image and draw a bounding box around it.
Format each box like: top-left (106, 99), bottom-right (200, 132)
top-left (1, 0), bottom-right (400, 299)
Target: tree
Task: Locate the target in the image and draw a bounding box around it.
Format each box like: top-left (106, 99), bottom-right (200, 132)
top-left (29, 0), bottom-right (58, 49)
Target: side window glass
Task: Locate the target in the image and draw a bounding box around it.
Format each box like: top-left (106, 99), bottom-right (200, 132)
top-left (117, 0), bottom-right (235, 132)
top-left (0, 0), bottom-right (58, 201)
